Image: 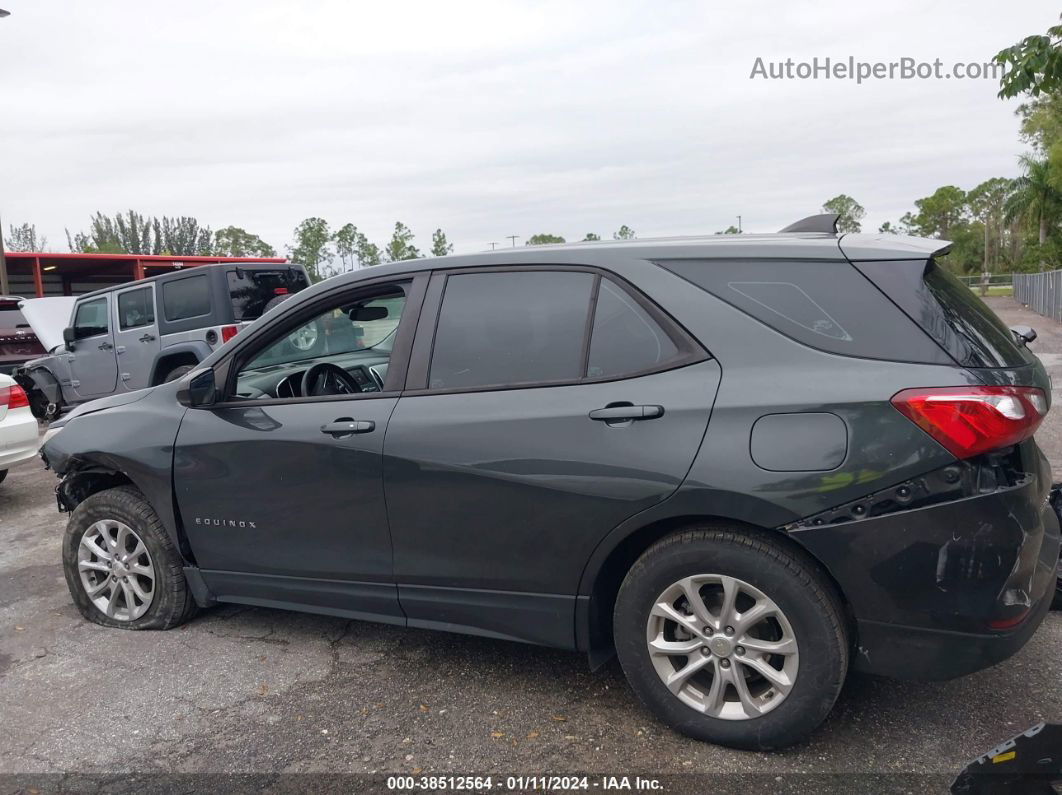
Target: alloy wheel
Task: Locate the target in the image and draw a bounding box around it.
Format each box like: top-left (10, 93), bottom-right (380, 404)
top-left (77, 519), bottom-right (156, 621)
top-left (288, 323), bottom-right (319, 351)
top-left (645, 574), bottom-right (799, 719)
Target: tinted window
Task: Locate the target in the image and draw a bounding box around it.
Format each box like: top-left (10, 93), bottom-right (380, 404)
top-left (163, 276), bottom-right (211, 321)
top-left (117, 287), bottom-right (155, 330)
top-left (228, 268), bottom-right (310, 322)
top-left (921, 261), bottom-right (1029, 368)
top-left (588, 280), bottom-right (679, 377)
top-left (429, 271), bottom-right (594, 389)
top-left (659, 259), bottom-right (950, 364)
top-left (73, 298), bottom-right (109, 339)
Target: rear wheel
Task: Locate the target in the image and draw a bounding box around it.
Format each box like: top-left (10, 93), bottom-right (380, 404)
top-left (614, 526), bottom-right (848, 749)
top-left (62, 486), bottom-right (198, 630)
top-left (1052, 553), bottom-right (1061, 610)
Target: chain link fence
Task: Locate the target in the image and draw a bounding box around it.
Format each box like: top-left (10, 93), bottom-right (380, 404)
top-left (1013, 270), bottom-right (1062, 323)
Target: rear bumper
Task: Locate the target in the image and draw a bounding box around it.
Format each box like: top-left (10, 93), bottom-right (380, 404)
top-left (852, 586), bottom-right (1054, 680)
top-left (793, 442), bottom-right (1060, 680)
top-left (0, 407), bottom-right (40, 469)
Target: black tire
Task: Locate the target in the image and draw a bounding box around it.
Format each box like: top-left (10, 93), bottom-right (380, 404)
top-left (1052, 554), bottom-right (1061, 611)
top-left (162, 364), bottom-right (195, 383)
top-left (62, 485), bottom-right (198, 630)
top-left (0, 469), bottom-right (6, 485)
top-left (614, 526), bottom-right (848, 750)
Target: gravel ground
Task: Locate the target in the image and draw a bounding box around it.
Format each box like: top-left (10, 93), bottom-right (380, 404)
top-left (0, 296), bottom-right (1059, 792)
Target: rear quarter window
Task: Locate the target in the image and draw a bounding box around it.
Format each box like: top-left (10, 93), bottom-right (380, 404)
top-left (162, 275), bottom-right (211, 322)
top-left (658, 259), bottom-right (951, 364)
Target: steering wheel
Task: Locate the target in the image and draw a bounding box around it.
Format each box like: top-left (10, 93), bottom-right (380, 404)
top-left (301, 363), bottom-right (361, 397)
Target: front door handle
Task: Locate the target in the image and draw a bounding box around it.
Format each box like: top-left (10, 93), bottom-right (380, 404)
top-left (139, 333), bottom-right (156, 343)
top-left (589, 404), bottom-right (665, 422)
top-left (320, 418), bottom-right (376, 438)
top-left (98, 341), bottom-right (114, 351)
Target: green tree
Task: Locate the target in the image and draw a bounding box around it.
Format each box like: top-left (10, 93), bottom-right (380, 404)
top-left (333, 223), bottom-right (361, 271)
top-left (6, 223), bottom-right (47, 252)
top-left (995, 13), bottom-right (1062, 98)
top-left (714, 225), bottom-right (742, 235)
top-left (213, 226), bottom-right (276, 258)
top-left (910, 186), bottom-right (968, 238)
top-left (526, 233), bottom-right (566, 245)
top-left (289, 217), bottom-right (334, 281)
top-left (1005, 154), bottom-right (1062, 268)
top-left (967, 177), bottom-right (1013, 279)
top-left (356, 234), bottom-right (382, 267)
top-left (878, 221), bottom-right (896, 234)
top-left (384, 222), bottom-right (421, 261)
top-left (158, 216), bottom-right (213, 256)
top-left (613, 225), bottom-right (635, 240)
top-left (582, 233), bottom-right (601, 241)
top-left (821, 195), bottom-right (865, 233)
top-left (431, 228), bottom-right (453, 257)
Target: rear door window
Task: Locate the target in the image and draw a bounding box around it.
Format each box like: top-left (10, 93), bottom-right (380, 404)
top-left (587, 279), bottom-right (680, 378)
top-left (162, 275), bottom-right (211, 322)
top-left (429, 271), bottom-right (595, 390)
top-left (228, 268), bottom-right (310, 322)
top-left (117, 286), bottom-right (155, 330)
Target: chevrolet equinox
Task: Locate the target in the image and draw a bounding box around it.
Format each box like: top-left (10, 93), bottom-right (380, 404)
top-left (41, 215), bottom-right (1061, 749)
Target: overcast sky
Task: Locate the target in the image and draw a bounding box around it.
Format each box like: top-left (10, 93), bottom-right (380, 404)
top-left (1, 1), bottom-right (1058, 257)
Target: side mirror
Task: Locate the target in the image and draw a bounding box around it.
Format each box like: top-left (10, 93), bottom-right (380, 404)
top-left (1011, 325), bottom-right (1037, 345)
top-left (176, 367), bottom-right (217, 408)
top-left (62, 327), bottom-right (76, 349)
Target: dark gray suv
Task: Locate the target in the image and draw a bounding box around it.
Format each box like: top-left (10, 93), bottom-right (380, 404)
top-left (40, 216), bottom-right (1061, 749)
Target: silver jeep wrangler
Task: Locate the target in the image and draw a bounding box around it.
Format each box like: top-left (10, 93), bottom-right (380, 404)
top-left (16, 262), bottom-right (310, 419)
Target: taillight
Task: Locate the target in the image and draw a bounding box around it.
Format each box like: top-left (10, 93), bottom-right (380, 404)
top-left (891, 386), bottom-right (1048, 459)
top-left (0, 384), bottom-right (30, 410)
top-left (221, 325), bottom-right (239, 343)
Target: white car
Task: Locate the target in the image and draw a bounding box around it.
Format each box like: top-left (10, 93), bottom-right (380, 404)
top-left (0, 372), bottom-right (39, 484)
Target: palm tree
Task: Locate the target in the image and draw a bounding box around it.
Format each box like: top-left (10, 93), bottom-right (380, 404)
top-left (1005, 154), bottom-right (1062, 269)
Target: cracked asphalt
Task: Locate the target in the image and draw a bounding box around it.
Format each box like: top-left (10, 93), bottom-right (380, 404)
top-left (0, 296), bottom-right (1059, 791)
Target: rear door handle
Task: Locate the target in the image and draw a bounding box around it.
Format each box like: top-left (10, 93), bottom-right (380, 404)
top-left (98, 341), bottom-right (113, 351)
top-left (139, 333), bottom-right (156, 343)
top-left (589, 404), bottom-right (664, 422)
top-left (320, 418), bottom-right (376, 438)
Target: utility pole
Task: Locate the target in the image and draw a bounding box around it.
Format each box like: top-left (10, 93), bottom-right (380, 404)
top-left (0, 10), bottom-right (8, 296)
top-left (506, 235), bottom-right (519, 247)
top-left (489, 242), bottom-right (497, 251)
top-left (737, 215), bottom-right (742, 233)
top-left (0, 212), bottom-right (8, 296)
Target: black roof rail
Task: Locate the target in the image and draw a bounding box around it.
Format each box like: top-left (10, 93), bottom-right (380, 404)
top-left (778, 213), bottom-right (840, 234)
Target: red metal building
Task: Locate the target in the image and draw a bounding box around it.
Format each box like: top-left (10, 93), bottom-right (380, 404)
top-left (2, 252), bottom-right (288, 298)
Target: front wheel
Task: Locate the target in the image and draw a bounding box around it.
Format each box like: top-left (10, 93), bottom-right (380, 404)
top-left (614, 527), bottom-right (848, 749)
top-left (62, 486), bottom-right (198, 630)
top-left (162, 364), bottom-right (195, 383)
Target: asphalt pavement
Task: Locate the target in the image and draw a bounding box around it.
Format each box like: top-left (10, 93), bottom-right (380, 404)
top-left (0, 295), bottom-right (1059, 793)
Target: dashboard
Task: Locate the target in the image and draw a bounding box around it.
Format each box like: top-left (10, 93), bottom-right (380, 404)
top-left (235, 353), bottom-right (390, 400)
